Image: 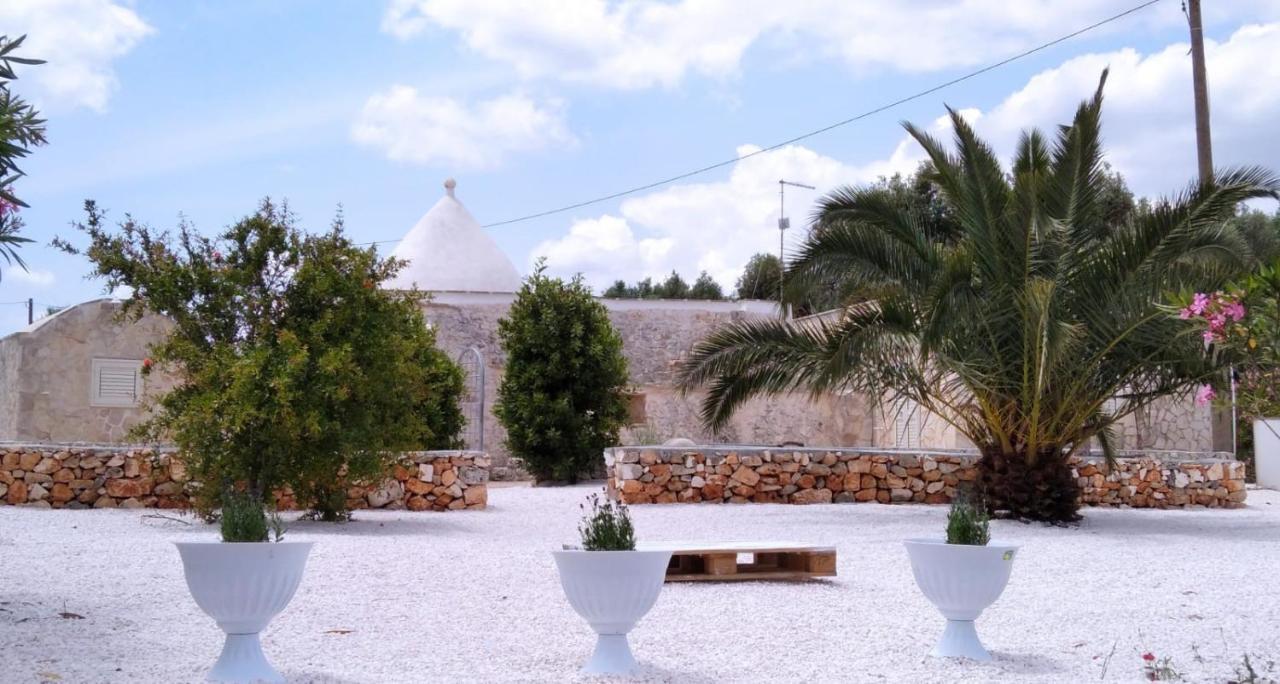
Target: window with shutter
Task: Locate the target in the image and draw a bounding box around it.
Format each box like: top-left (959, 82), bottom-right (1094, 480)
top-left (90, 358), bottom-right (144, 407)
top-left (893, 398), bottom-right (922, 449)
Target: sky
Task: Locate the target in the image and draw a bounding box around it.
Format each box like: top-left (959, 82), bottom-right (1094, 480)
top-left (1, 0), bottom-right (1279, 336)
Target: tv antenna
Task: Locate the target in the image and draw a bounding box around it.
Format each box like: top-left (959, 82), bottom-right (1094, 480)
top-left (778, 179), bottom-right (816, 314)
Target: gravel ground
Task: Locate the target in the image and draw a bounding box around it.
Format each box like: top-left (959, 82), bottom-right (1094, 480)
top-left (2, 484), bottom-right (1279, 683)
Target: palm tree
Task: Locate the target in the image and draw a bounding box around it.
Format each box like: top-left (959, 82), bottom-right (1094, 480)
top-left (678, 72), bottom-right (1280, 522)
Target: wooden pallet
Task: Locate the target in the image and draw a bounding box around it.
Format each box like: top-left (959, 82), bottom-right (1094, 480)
top-left (640, 542), bottom-right (837, 582)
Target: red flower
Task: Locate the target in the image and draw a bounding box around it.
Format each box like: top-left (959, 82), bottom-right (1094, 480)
top-left (1142, 652), bottom-right (1156, 662)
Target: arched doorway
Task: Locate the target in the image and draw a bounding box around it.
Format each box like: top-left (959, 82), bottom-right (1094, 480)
top-left (457, 347), bottom-right (485, 450)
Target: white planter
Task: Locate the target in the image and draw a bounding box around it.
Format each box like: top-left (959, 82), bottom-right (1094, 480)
top-left (175, 541), bottom-right (314, 683)
top-left (1253, 418), bottom-right (1280, 489)
top-left (552, 549), bottom-right (672, 675)
top-left (904, 539), bottom-right (1018, 661)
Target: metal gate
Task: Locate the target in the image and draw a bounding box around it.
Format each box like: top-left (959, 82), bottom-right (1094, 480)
top-left (457, 347), bottom-right (485, 450)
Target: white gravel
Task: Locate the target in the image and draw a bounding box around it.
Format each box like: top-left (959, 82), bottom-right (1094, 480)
top-left (2, 484), bottom-right (1279, 683)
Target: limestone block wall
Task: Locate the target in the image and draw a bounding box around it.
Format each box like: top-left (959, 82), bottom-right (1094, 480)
top-left (424, 293), bottom-right (875, 478)
top-left (0, 299), bottom-right (177, 443)
top-left (604, 446), bottom-right (1246, 509)
top-left (869, 394), bottom-right (1215, 453)
top-left (0, 444), bottom-right (489, 511)
top-left (2, 294), bottom-right (1221, 482)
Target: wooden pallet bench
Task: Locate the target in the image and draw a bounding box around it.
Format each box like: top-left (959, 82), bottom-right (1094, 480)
top-left (639, 542), bottom-right (837, 582)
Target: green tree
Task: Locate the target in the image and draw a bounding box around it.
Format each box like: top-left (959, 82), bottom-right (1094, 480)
top-left (735, 253), bottom-right (782, 301)
top-left (656, 270), bottom-right (690, 299)
top-left (1230, 208), bottom-right (1280, 265)
top-left (494, 261), bottom-right (630, 483)
top-left (57, 199), bottom-right (464, 520)
top-left (678, 72), bottom-right (1279, 523)
top-left (602, 280), bottom-right (631, 298)
top-left (0, 35), bottom-right (47, 281)
top-left (689, 271), bottom-right (725, 300)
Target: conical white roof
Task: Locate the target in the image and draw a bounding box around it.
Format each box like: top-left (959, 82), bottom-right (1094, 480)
top-left (384, 179), bottom-right (522, 293)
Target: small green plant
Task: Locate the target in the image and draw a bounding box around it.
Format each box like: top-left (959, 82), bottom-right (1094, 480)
top-left (219, 489), bottom-right (285, 543)
top-left (578, 493), bottom-right (636, 551)
top-left (945, 490), bottom-right (990, 546)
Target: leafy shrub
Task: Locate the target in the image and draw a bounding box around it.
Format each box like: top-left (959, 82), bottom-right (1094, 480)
top-left (219, 489), bottom-right (284, 543)
top-left (495, 262), bottom-right (629, 482)
top-left (945, 491), bottom-right (990, 546)
top-left (578, 493), bottom-right (636, 551)
top-left (57, 200), bottom-right (465, 522)
top-left (0, 35), bottom-right (48, 283)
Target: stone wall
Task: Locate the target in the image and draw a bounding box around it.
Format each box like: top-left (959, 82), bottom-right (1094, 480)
top-left (869, 393), bottom-right (1214, 452)
top-left (0, 299), bottom-right (177, 443)
top-left (604, 446), bottom-right (1246, 509)
top-left (1, 295), bottom-right (1222, 483)
top-left (424, 293), bottom-right (875, 478)
top-left (0, 444), bottom-right (489, 511)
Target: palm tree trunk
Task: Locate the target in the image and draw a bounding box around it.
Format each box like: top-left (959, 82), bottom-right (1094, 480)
top-left (978, 447), bottom-right (1081, 523)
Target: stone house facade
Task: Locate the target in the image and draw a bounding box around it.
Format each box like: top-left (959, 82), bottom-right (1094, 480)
top-left (0, 180), bottom-right (1220, 479)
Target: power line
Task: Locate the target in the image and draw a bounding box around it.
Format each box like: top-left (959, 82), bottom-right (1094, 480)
top-left (358, 0), bottom-right (1162, 245)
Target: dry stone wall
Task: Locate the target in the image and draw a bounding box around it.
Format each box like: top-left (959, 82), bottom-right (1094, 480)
top-left (605, 446), bottom-right (1246, 509)
top-left (0, 444), bottom-right (489, 511)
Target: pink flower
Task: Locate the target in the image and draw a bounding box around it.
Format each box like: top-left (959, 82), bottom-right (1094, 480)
top-left (1142, 652), bottom-right (1156, 662)
top-left (1189, 292), bottom-right (1210, 315)
top-left (1202, 329), bottom-right (1217, 343)
top-left (1225, 301), bottom-right (1246, 321)
top-left (0, 196), bottom-right (16, 217)
top-left (1195, 385), bottom-right (1216, 405)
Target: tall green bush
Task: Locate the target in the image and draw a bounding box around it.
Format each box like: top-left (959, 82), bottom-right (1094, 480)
top-left (57, 199), bottom-right (465, 521)
top-left (495, 262), bottom-right (629, 483)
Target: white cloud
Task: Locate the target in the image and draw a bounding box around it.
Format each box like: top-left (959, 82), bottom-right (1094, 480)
top-left (533, 139), bottom-right (923, 291)
top-left (6, 267), bottom-right (55, 286)
top-left (351, 86), bottom-right (574, 169)
top-left (532, 21), bottom-right (1280, 294)
top-left (0, 0), bottom-right (152, 111)
top-left (957, 22), bottom-right (1280, 200)
top-left (380, 0), bottom-right (1280, 90)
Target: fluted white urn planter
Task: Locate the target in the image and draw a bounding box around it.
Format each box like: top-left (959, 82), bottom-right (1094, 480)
top-left (175, 541), bottom-right (314, 683)
top-left (552, 549), bottom-right (672, 675)
top-left (904, 539), bottom-right (1018, 661)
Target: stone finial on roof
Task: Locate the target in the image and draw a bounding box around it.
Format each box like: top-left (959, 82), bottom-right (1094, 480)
top-left (444, 177), bottom-right (456, 197)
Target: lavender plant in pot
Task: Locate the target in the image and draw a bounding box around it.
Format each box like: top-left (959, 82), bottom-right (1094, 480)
top-left (552, 494), bottom-right (672, 675)
top-left (904, 493), bottom-right (1018, 661)
top-left (175, 490), bottom-right (313, 683)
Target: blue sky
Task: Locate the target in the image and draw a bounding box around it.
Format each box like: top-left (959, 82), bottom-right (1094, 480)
top-left (2, 0), bottom-right (1279, 335)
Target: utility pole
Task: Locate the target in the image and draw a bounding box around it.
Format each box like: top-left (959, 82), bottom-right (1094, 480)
top-left (26, 297), bottom-right (33, 325)
top-left (1186, 0), bottom-right (1213, 183)
top-left (1186, 1), bottom-right (1230, 454)
top-left (778, 179), bottom-right (815, 317)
